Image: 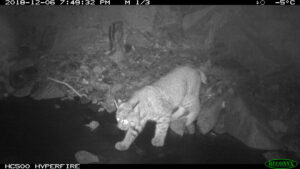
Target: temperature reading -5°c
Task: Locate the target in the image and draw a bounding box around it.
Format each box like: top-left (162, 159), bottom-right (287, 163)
top-left (275, 0), bottom-right (296, 5)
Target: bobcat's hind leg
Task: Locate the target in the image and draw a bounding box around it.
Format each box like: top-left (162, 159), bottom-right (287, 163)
top-left (171, 106), bottom-right (186, 121)
top-left (185, 97), bottom-right (201, 126)
top-left (152, 117), bottom-right (170, 147)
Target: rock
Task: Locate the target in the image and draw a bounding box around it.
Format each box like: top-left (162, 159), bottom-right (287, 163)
top-left (85, 120), bottom-right (99, 131)
top-left (92, 98), bottom-right (98, 104)
top-left (93, 82), bottom-right (110, 91)
top-left (81, 78), bottom-right (89, 85)
top-left (197, 89), bottom-right (232, 135)
top-left (111, 83), bottom-right (123, 94)
top-left (12, 82), bottom-right (34, 97)
top-left (80, 96), bottom-right (91, 104)
top-left (218, 95), bottom-right (283, 150)
top-left (80, 65), bottom-right (90, 74)
top-left (54, 104), bottom-right (61, 109)
top-left (92, 66), bottom-right (105, 75)
top-left (30, 82), bottom-right (66, 100)
top-left (98, 107), bottom-right (105, 112)
top-left (197, 98), bottom-right (225, 135)
top-left (75, 150), bottom-right (100, 164)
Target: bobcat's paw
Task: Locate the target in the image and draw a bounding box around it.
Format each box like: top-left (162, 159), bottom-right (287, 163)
top-left (115, 142), bottom-right (129, 151)
top-left (151, 137), bottom-right (164, 147)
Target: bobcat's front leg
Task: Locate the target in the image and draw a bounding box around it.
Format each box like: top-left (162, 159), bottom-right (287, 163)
top-left (152, 118), bottom-right (170, 147)
top-left (115, 128), bottom-right (138, 151)
top-left (115, 121), bottom-right (146, 151)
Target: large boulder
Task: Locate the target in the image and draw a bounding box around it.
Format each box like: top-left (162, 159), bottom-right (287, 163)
top-left (214, 95), bottom-right (283, 150)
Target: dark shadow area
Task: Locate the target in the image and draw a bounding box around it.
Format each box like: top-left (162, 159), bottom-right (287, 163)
top-left (0, 97), bottom-right (266, 163)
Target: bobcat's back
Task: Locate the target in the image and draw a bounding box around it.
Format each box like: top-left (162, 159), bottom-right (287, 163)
top-left (152, 66), bottom-right (205, 107)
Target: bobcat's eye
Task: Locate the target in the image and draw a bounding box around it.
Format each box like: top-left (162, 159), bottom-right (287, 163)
top-left (116, 117), bottom-right (120, 122)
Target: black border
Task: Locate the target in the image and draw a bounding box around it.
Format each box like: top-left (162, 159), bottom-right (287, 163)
top-left (0, 163), bottom-right (272, 169)
top-left (0, 0), bottom-right (292, 5)
top-left (79, 164), bottom-right (268, 169)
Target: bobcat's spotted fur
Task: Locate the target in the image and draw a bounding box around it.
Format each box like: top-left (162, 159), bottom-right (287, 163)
top-left (114, 66), bottom-right (207, 151)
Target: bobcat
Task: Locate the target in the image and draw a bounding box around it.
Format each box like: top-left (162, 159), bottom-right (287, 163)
top-left (114, 66), bottom-right (207, 151)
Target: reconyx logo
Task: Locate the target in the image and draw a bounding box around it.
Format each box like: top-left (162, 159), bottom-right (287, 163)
top-left (265, 159), bottom-right (298, 169)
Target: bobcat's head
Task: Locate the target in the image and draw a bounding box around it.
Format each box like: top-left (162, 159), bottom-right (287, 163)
top-left (115, 99), bottom-right (140, 131)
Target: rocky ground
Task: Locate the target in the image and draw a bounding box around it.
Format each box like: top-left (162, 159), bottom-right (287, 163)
top-left (0, 6), bottom-right (300, 163)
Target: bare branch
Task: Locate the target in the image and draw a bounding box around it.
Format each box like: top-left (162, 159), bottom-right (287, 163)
top-left (47, 77), bottom-right (87, 98)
